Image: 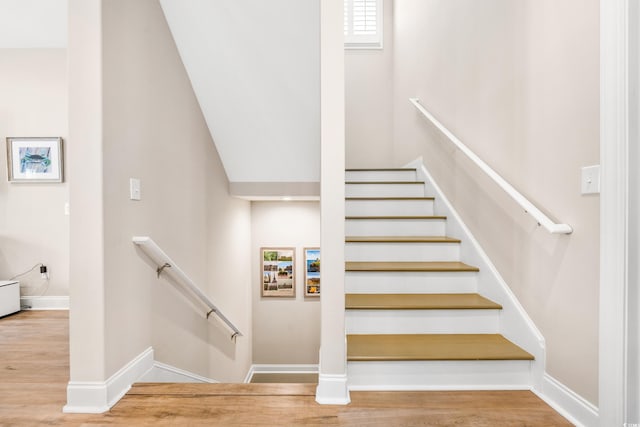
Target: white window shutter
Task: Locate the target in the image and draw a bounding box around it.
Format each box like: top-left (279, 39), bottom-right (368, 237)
top-left (344, 0), bottom-right (383, 49)
top-left (353, 0), bottom-right (377, 35)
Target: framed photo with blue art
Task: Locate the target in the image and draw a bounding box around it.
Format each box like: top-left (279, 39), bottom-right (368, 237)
top-left (6, 137), bottom-right (64, 183)
top-left (304, 248), bottom-right (320, 296)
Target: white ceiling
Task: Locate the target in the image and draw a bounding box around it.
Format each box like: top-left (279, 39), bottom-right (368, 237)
top-left (0, 0), bottom-right (67, 48)
top-left (160, 0), bottom-right (321, 186)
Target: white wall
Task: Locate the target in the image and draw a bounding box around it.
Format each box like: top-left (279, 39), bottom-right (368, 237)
top-left (628, 0), bottom-right (640, 421)
top-left (251, 201), bottom-right (320, 364)
top-left (68, 0), bottom-right (252, 387)
top-left (0, 48), bottom-right (69, 297)
top-left (345, 0), bottom-right (394, 168)
top-left (391, 0), bottom-right (600, 405)
top-left (0, 0), bottom-right (67, 48)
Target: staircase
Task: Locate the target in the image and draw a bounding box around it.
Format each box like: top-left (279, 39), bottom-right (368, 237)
top-left (344, 167), bottom-right (537, 390)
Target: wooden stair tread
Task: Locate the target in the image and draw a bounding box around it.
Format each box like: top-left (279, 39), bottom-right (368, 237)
top-left (129, 383), bottom-right (316, 397)
top-left (345, 236), bottom-right (460, 243)
top-left (347, 334), bottom-right (534, 361)
top-left (346, 197), bottom-right (435, 201)
top-left (345, 293), bottom-right (502, 310)
top-left (346, 168), bottom-right (417, 172)
top-left (346, 181), bottom-right (424, 185)
top-left (346, 215), bottom-right (446, 220)
top-left (346, 261), bottom-right (479, 272)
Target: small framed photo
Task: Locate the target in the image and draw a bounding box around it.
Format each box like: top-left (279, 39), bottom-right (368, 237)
top-left (304, 248), bottom-right (320, 297)
top-left (6, 137), bottom-right (64, 183)
top-left (261, 247), bottom-right (295, 297)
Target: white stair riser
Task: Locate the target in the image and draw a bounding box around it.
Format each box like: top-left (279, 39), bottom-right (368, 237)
top-left (345, 242), bottom-right (460, 262)
top-left (345, 271), bottom-right (478, 294)
top-left (345, 170), bottom-right (417, 182)
top-left (346, 219), bottom-right (446, 236)
top-left (346, 310), bottom-right (500, 334)
top-left (345, 199), bottom-right (434, 216)
top-left (347, 360), bottom-right (532, 390)
top-left (346, 183), bottom-right (425, 198)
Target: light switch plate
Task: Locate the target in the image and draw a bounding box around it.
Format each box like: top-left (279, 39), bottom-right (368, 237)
top-left (129, 178), bottom-right (141, 201)
top-left (581, 165), bottom-right (600, 195)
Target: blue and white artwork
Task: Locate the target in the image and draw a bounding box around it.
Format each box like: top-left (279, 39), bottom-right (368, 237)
top-left (8, 137), bottom-right (62, 182)
top-left (19, 147), bottom-right (52, 174)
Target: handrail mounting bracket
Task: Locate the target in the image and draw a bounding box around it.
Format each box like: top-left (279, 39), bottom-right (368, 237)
top-left (156, 262), bottom-right (171, 278)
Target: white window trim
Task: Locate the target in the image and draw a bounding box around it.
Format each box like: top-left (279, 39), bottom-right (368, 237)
top-left (344, 0), bottom-right (383, 50)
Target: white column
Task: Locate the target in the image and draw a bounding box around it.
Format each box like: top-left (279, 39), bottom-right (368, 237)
top-left (65, 0), bottom-right (108, 413)
top-left (316, 0), bottom-right (349, 405)
top-left (626, 1), bottom-right (640, 424)
top-left (599, 0), bottom-right (637, 425)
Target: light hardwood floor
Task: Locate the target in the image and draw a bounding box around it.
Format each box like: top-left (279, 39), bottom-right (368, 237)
top-left (0, 310), bottom-right (573, 426)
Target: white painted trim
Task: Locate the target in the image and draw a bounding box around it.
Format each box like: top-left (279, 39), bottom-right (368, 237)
top-left (316, 373), bottom-right (350, 405)
top-left (63, 382), bottom-right (110, 414)
top-left (63, 347), bottom-right (154, 413)
top-left (533, 374), bottom-right (599, 427)
top-left (600, 0), bottom-right (631, 425)
top-left (348, 359), bottom-right (532, 390)
top-left (244, 364), bottom-right (319, 383)
top-left (139, 361), bottom-right (218, 384)
top-left (349, 385), bottom-right (531, 391)
top-left (243, 365), bottom-right (254, 384)
top-left (229, 181), bottom-right (320, 200)
top-left (20, 296), bottom-right (70, 310)
top-left (405, 157), bottom-right (546, 389)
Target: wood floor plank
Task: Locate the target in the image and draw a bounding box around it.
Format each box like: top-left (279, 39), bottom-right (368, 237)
top-left (345, 236), bottom-right (460, 243)
top-left (346, 181), bottom-right (424, 185)
top-left (345, 168), bottom-right (417, 172)
top-left (345, 197), bottom-right (435, 201)
top-left (346, 261), bottom-right (479, 272)
top-left (345, 215), bottom-right (446, 220)
top-left (129, 383), bottom-right (317, 396)
top-left (345, 293), bottom-right (502, 310)
top-left (347, 334), bottom-right (535, 361)
top-left (0, 308), bottom-right (571, 426)
top-left (250, 373), bottom-right (319, 384)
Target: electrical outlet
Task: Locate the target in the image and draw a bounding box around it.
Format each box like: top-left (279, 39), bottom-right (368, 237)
top-left (581, 165), bottom-right (600, 195)
top-left (40, 265), bottom-right (49, 280)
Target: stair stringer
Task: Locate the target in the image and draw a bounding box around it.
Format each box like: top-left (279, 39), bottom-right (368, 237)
top-left (404, 157), bottom-right (546, 391)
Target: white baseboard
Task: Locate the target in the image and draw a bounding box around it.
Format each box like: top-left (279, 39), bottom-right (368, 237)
top-left (139, 361), bottom-right (217, 383)
top-left (533, 373), bottom-right (599, 427)
top-left (316, 373), bottom-right (350, 405)
top-left (244, 364), bottom-right (319, 383)
top-left (20, 296), bottom-right (69, 310)
top-left (63, 347), bottom-right (154, 413)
